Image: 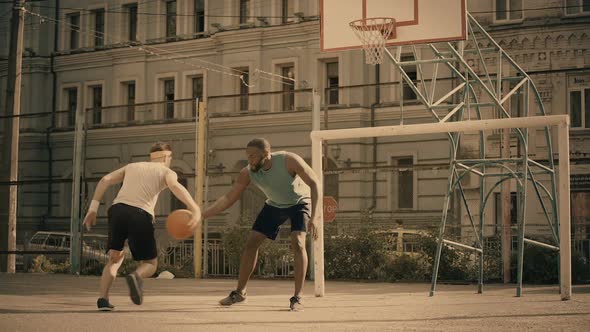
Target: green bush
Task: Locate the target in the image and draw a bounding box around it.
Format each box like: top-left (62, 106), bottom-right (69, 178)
top-left (510, 245), bottom-right (590, 284)
top-left (381, 254), bottom-right (429, 282)
top-left (572, 250), bottom-right (590, 283)
top-left (221, 224), bottom-right (293, 278)
top-left (29, 255), bottom-right (70, 274)
top-left (221, 225), bottom-right (249, 269)
top-left (324, 227), bottom-right (387, 280)
top-left (416, 234), bottom-right (471, 281)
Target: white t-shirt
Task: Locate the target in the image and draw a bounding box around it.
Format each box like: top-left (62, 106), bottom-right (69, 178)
top-left (112, 162), bottom-right (172, 217)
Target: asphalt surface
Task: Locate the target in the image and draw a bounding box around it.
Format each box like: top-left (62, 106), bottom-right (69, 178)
top-left (1, 273), bottom-right (589, 331)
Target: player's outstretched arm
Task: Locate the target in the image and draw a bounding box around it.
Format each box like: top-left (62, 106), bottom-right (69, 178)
top-left (83, 166), bottom-right (126, 231)
top-left (285, 153), bottom-right (320, 240)
top-left (201, 168), bottom-right (250, 219)
top-left (165, 170), bottom-right (202, 230)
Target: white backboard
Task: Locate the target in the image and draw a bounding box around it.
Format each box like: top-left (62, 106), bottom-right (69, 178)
top-left (321, 0), bottom-right (467, 51)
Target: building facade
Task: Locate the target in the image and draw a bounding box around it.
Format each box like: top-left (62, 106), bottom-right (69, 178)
top-left (1, 0), bottom-right (589, 269)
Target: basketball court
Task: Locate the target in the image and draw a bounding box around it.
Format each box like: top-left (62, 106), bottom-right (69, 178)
top-left (1, 273), bottom-right (589, 331)
top-left (1, 1), bottom-right (584, 330)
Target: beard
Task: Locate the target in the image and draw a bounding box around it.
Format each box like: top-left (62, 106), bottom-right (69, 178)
top-left (250, 159), bottom-right (265, 172)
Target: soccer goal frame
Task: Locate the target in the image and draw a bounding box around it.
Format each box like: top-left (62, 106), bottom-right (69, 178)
top-left (310, 114), bottom-right (571, 301)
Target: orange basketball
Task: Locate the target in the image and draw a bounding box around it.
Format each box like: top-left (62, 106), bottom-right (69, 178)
top-left (166, 209), bottom-right (197, 240)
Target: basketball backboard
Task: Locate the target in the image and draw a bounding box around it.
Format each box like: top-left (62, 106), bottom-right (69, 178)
top-left (320, 0), bottom-right (467, 51)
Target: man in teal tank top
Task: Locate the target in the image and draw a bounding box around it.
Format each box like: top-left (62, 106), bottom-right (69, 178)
top-left (202, 138), bottom-right (320, 311)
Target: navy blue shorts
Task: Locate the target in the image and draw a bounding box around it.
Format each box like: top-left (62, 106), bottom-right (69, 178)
top-left (107, 203), bottom-right (157, 261)
top-left (252, 201), bottom-right (311, 240)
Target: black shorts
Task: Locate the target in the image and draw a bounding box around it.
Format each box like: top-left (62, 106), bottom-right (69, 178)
top-left (252, 201), bottom-right (311, 240)
top-left (107, 203), bottom-right (157, 261)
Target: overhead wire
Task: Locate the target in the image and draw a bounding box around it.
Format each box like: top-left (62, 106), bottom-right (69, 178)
top-left (24, 7), bottom-right (296, 87)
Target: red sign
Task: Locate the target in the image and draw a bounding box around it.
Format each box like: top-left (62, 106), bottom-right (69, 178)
top-left (323, 196), bottom-right (338, 223)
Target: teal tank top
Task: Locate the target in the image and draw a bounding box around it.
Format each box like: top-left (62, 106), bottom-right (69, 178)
top-left (248, 151), bottom-right (310, 208)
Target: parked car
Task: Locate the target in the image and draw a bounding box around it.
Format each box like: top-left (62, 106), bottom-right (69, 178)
top-left (26, 231), bottom-right (111, 270)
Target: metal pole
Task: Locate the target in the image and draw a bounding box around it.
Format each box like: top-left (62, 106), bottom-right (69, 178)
top-left (430, 163), bottom-right (457, 296)
top-left (311, 115), bottom-right (568, 141)
top-left (194, 99), bottom-right (206, 278)
top-left (311, 91), bottom-right (324, 297)
top-left (2, 0), bottom-right (25, 273)
top-left (498, 50), bottom-right (512, 284)
top-left (515, 84), bottom-right (529, 297)
top-left (70, 104), bottom-right (85, 274)
top-left (203, 174), bottom-right (209, 277)
top-left (557, 122), bottom-right (571, 301)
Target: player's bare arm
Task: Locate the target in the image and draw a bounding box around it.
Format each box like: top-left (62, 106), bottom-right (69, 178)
top-left (83, 166), bottom-right (126, 231)
top-left (285, 153), bottom-right (320, 240)
top-left (165, 170), bottom-right (202, 230)
top-left (202, 168), bottom-right (251, 219)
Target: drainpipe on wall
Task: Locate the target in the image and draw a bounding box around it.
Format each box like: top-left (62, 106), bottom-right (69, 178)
top-left (46, 0), bottom-right (59, 225)
top-left (368, 64), bottom-right (380, 213)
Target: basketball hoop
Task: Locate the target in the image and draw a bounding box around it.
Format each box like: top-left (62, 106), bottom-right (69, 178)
top-left (349, 17), bottom-right (396, 65)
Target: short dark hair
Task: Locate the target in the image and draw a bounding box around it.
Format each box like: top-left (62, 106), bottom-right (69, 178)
top-left (246, 138), bottom-right (270, 151)
top-left (150, 141), bottom-right (172, 153)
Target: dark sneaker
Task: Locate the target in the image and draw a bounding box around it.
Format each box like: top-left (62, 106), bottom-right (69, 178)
top-left (219, 290), bottom-right (247, 306)
top-left (289, 296), bottom-right (303, 311)
top-left (97, 298), bottom-right (115, 311)
top-left (125, 272), bottom-right (143, 305)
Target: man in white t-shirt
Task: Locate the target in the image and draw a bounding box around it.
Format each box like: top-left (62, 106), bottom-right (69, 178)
top-left (82, 142), bottom-right (201, 311)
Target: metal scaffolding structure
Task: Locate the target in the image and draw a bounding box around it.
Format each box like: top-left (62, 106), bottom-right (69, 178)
top-left (311, 13), bottom-right (571, 300)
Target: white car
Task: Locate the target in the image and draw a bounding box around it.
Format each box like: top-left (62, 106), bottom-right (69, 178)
top-left (27, 231), bottom-right (110, 269)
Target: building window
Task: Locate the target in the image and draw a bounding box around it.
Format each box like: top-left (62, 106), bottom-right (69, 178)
top-left (93, 9), bottom-right (105, 47)
top-left (66, 88), bottom-right (78, 126)
top-left (281, 66), bottom-right (294, 111)
top-left (67, 13), bottom-right (80, 49)
top-left (92, 86), bottom-right (102, 125)
top-left (510, 79), bottom-right (524, 117)
top-left (496, 0), bottom-right (523, 21)
top-left (170, 175), bottom-right (188, 210)
top-left (192, 76), bottom-right (204, 117)
top-left (324, 158), bottom-right (339, 201)
top-left (195, 0), bottom-right (205, 33)
top-left (401, 55), bottom-right (417, 100)
top-left (570, 88), bottom-right (590, 129)
top-left (239, 70), bottom-right (249, 111)
top-left (326, 61), bottom-right (339, 105)
top-left (126, 82), bottom-right (136, 121)
top-left (166, 0), bottom-right (177, 38)
top-left (392, 157), bottom-right (414, 209)
top-left (565, 0), bottom-right (590, 15)
top-left (494, 192), bottom-right (519, 234)
top-left (282, 0), bottom-right (294, 23)
top-left (127, 3), bottom-right (138, 41)
top-left (164, 79), bottom-right (175, 119)
top-left (239, 0), bottom-right (250, 24)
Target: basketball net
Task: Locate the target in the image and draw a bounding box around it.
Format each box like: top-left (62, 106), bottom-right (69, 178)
top-left (349, 17), bottom-right (396, 65)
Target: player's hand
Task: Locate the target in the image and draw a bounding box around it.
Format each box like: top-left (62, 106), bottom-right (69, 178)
top-left (308, 218), bottom-right (318, 240)
top-left (187, 212), bottom-right (202, 232)
top-left (83, 211), bottom-right (97, 231)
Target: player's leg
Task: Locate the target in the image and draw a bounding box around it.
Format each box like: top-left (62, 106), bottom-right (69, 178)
top-left (219, 204), bottom-right (287, 305)
top-left (97, 204), bottom-right (128, 311)
top-left (288, 201), bottom-right (311, 311)
top-left (125, 206), bottom-right (157, 305)
top-left (290, 231), bottom-right (307, 298)
top-left (97, 249), bottom-right (125, 311)
top-left (125, 257), bottom-right (157, 306)
top-left (219, 230), bottom-right (266, 306)
top-left (135, 257), bottom-right (158, 279)
top-left (236, 230), bottom-right (267, 292)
